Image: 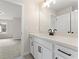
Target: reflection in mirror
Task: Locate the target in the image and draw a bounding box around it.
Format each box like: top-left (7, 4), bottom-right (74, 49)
top-left (0, 23), bottom-right (7, 33)
top-left (39, 0), bottom-right (78, 34)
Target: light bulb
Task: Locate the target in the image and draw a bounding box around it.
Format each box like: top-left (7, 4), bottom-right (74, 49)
top-left (42, 0), bottom-right (56, 8)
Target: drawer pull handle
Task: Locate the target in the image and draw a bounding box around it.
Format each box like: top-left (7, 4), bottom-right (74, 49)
top-left (31, 42), bottom-right (33, 46)
top-left (38, 46), bottom-right (42, 53)
top-left (58, 49), bottom-right (72, 56)
top-left (55, 57), bottom-right (58, 59)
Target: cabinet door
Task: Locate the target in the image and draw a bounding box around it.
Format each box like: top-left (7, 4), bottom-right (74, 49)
top-left (37, 45), bottom-right (43, 59)
top-left (30, 38), bottom-right (34, 55)
top-left (34, 42), bottom-right (38, 59)
top-left (34, 41), bottom-right (52, 59)
top-left (71, 11), bottom-right (78, 33)
top-left (42, 47), bottom-right (52, 59)
top-left (55, 44), bottom-right (78, 59)
top-left (56, 13), bottom-right (70, 33)
top-left (34, 42), bottom-right (42, 59)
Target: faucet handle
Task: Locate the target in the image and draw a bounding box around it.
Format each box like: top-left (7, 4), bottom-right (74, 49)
top-left (53, 29), bottom-right (57, 31)
top-left (48, 29), bottom-right (52, 33)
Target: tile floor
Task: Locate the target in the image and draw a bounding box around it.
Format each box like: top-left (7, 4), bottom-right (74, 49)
top-left (24, 54), bottom-right (34, 59)
top-left (16, 54), bottom-right (34, 59)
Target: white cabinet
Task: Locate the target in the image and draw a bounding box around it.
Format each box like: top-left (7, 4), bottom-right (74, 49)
top-left (42, 47), bottom-right (52, 59)
top-left (34, 42), bottom-right (43, 59)
top-left (55, 54), bottom-right (66, 59)
top-left (30, 37), bottom-right (34, 55)
top-left (30, 36), bottom-right (77, 59)
top-left (33, 41), bottom-right (52, 59)
top-left (33, 38), bottom-right (53, 59)
top-left (54, 44), bottom-right (78, 59)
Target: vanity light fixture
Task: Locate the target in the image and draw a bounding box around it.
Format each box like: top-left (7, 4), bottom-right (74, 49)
top-left (42, 0), bottom-right (56, 8)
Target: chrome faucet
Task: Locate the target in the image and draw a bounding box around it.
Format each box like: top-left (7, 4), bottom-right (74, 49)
top-left (48, 29), bottom-right (57, 36)
top-left (53, 29), bottom-right (57, 34)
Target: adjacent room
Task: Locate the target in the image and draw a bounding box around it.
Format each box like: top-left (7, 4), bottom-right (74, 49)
top-left (0, 0), bottom-right (22, 59)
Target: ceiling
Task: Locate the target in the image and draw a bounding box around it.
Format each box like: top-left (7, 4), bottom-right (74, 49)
top-left (2, 0), bottom-right (23, 5)
top-left (49, 0), bottom-right (78, 12)
top-left (2, 0), bottom-right (78, 12)
top-left (36, 0), bottom-right (78, 12)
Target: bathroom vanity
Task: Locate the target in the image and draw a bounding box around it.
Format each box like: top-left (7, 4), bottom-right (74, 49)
top-left (29, 33), bottom-right (78, 59)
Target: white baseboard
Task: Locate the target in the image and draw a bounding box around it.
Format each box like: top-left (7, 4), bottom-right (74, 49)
top-left (21, 52), bottom-right (30, 56)
top-left (24, 52), bottom-right (30, 56)
top-left (15, 56), bottom-right (22, 59)
top-left (15, 52), bottom-right (30, 59)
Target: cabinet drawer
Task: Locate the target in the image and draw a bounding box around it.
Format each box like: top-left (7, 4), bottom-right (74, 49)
top-left (55, 44), bottom-right (78, 59)
top-left (34, 37), bottom-right (52, 50)
top-left (55, 54), bottom-right (66, 59)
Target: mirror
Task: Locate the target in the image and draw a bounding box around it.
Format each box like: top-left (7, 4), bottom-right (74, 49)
top-left (39, 0), bottom-right (78, 34)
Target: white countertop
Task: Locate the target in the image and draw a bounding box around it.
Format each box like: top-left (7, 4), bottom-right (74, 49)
top-left (29, 33), bottom-right (78, 50)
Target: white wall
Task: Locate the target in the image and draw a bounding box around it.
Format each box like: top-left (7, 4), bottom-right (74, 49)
top-left (0, 19), bottom-right (21, 39)
top-left (0, 0), bottom-right (22, 39)
top-left (0, 0), bottom-right (22, 19)
top-left (39, 7), bottom-right (56, 34)
top-left (7, 18), bottom-right (21, 39)
top-left (56, 7), bottom-right (72, 16)
top-left (39, 8), bottom-right (51, 33)
top-left (22, 0), bottom-right (39, 55)
top-left (3, 0), bottom-right (23, 5)
top-left (50, 15), bottom-right (56, 30)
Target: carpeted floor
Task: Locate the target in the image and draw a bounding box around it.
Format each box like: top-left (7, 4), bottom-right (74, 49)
top-left (0, 39), bottom-right (21, 59)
